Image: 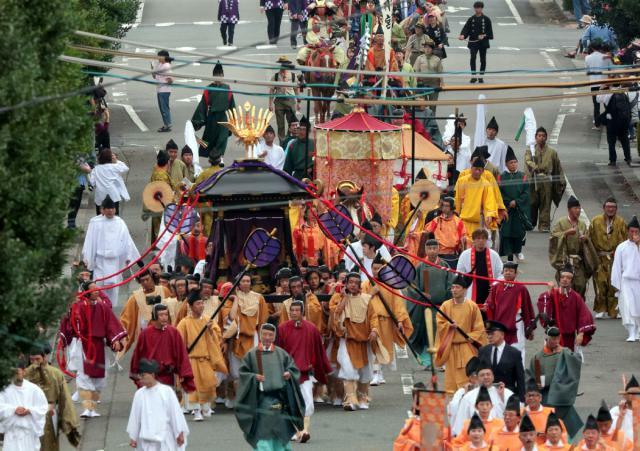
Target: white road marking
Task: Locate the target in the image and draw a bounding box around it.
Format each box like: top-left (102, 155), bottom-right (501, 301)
top-left (176, 95), bottom-right (203, 103)
top-left (155, 22), bottom-right (175, 27)
top-left (112, 103), bottom-right (149, 132)
top-left (504, 0), bottom-right (524, 24)
top-left (497, 46), bottom-right (521, 51)
top-left (401, 374), bottom-right (415, 395)
top-left (135, 47), bottom-right (157, 54)
top-left (497, 23), bottom-right (518, 26)
top-left (175, 78), bottom-right (203, 83)
top-left (193, 21), bottom-right (214, 25)
top-left (176, 46), bottom-right (197, 52)
top-left (540, 51), bottom-right (590, 225)
top-left (111, 92), bottom-right (128, 97)
top-left (445, 5), bottom-right (470, 13)
top-left (395, 344), bottom-right (409, 359)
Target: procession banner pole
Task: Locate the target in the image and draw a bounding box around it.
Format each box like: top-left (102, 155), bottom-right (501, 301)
top-left (411, 105), bottom-right (416, 183)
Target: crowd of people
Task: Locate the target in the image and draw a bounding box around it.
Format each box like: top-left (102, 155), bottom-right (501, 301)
top-left (4, 0), bottom-right (640, 450)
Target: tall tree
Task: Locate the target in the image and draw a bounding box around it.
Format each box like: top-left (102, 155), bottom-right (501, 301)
top-left (0, 0), bottom-right (136, 387)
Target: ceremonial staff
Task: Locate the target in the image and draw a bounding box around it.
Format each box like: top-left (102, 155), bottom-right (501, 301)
top-left (187, 228), bottom-right (281, 353)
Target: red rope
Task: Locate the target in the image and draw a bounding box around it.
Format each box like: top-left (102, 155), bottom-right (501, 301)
top-left (93, 194), bottom-right (187, 282)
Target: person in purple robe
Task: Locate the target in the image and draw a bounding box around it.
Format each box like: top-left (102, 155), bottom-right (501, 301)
top-left (218, 0), bottom-right (239, 46)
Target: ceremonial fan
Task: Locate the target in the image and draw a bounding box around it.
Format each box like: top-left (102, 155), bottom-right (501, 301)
top-left (187, 228), bottom-right (281, 353)
top-left (395, 179), bottom-right (440, 245)
top-left (142, 181), bottom-right (174, 213)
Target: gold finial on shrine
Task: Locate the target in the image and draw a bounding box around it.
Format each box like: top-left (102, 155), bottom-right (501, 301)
top-left (220, 101), bottom-right (274, 158)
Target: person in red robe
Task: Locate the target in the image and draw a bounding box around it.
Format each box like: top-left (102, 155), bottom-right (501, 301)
top-left (277, 300), bottom-right (333, 443)
top-left (536, 264), bottom-right (596, 351)
top-left (485, 261), bottom-right (536, 360)
top-left (130, 303), bottom-right (195, 394)
top-left (60, 281), bottom-right (127, 418)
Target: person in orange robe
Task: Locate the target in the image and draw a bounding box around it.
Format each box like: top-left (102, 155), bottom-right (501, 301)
top-left (292, 205), bottom-right (330, 267)
top-left (522, 381), bottom-right (566, 445)
top-left (279, 276), bottom-right (326, 335)
top-left (329, 273), bottom-right (380, 411)
top-left (489, 394), bottom-right (522, 450)
top-left (453, 386), bottom-right (504, 446)
top-left (454, 413), bottom-right (491, 451)
top-left (519, 414), bottom-right (539, 451)
top-left (221, 273), bottom-right (269, 409)
top-left (362, 254), bottom-right (414, 386)
top-left (393, 382), bottom-right (426, 451)
top-left (597, 400), bottom-right (633, 451)
top-left (539, 412), bottom-right (571, 450)
top-left (575, 415), bottom-right (615, 451)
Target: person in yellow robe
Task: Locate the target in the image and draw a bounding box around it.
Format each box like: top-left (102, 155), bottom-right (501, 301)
top-left (539, 412), bottom-right (571, 451)
top-left (362, 254), bottom-right (414, 385)
top-left (279, 276), bottom-right (326, 335)
top-left (221, 274), bottom-right (269, 408)
top-left (589, 197), bottom-right (627, 318)
top-left (177, 294), bottom-right (227, 421)
top-left (329, 273), bottom-right (380, 411)
top-left (434, 274), bottom-right (487, 394)
top-left (26, 347), bottom-right (81, 451)
top-left (119, 270), bottom-right (176, 353)
top-left (489, 395), bottom-right (522, 451)
top-left (453, 387), bottom-right (504, 446)
top-left (191, 156), bottom-right (222, 236)
top-left (147, 150), bottom-right (178, 242)
top-left (175, 277), bottom-right (221, 325)
top-left (455, 158), bottom-right (503, 242)
top-left (160, 276), bottom-right (189, 326)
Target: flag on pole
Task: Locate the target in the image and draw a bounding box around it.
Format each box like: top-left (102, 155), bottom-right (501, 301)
top-left (381, 0), bottom-right (393, 98)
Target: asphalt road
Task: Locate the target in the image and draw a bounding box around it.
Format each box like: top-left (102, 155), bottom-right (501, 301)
top-left (61, 0), bottom-right (640, 449)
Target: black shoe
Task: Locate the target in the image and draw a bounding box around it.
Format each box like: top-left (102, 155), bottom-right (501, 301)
top-left (625, 159), bottom-right (632, 166)
top-left (478, 78), bottom-right (484, 83)
top-left (608, 161), bottom-right (616, 166)
top-left (470, 78), bottom-right (478, 83)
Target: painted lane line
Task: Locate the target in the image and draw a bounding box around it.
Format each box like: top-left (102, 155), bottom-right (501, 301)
top-left (395, 344), bottom-right (409, 359)
top-left (401, 374), bottom-right (415, 395)
top-left (155, 22), bottom-right (175, 27)
top-left (504, 0), bottom-right (524, 24)
top-left (193, 21), bottom-right (214, 25)
top-left (497, 23), bottom-right (518, 26)
top-left (112, 103), bottom-right (149, 132)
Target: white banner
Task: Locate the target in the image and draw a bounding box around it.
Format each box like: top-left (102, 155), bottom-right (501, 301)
top-left (381, 0), bottom-right (393, 98)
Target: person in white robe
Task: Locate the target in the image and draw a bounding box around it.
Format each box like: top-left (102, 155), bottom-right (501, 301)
top-left (456, 244), bottom-right (503, 302)
top-left (89, 150), bottom-right (130, 212)
top-left (254, 126), bottom-right (286, 170)
top-left (452, 368), bottom-right (513, 436)
top-left (484, 117), bottom-right (508, 173)
top-left (443, 114), bottom-right (472, 172)
top-left (611, 216), bottom-right (640, 342)
top-left (127, 359), bottom-right (189, 451)
top-left (82, 195), bottom-right (141, 307)
top-left (0, 366), bottom-right (48, 451)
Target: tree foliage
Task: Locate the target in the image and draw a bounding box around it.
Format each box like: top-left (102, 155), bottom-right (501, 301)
top-left (0, 0), bottom-right (136, 388)
top-left (590, 0), bottom-right (640, 45)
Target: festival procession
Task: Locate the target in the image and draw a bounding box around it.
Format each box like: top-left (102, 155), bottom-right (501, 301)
top-left (4, 0), bottom-right (640, 449)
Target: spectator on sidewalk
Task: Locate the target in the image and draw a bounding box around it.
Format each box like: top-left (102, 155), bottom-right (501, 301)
top-left (573, 3), bottom-right (591, 29)
top-left (152, 50), bottom-right (174, 133)
top-left (597, 77), bottom-right (632, 166)
top-left (584, 41), bottom-right (612, 129)
top-left (68, 157), bottom-right (92, 229)
top-left (580, 17), bottom-right (618, 52)
top-left (90, 148), bottom-right (130, 216)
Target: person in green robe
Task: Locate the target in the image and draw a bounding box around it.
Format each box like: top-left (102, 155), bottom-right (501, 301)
top-left (404, 238), bottom-right (453, 368)
top-left (499, 146), bottom-right (531, 262)
top-left (25, 345), bottom-right (81, 451)
top-left (523, 127), bottom-right (566, 232)
top-left (282, 117), bottom-right (314, 180)
top-left (549, 195), bottom-right (599, 297)
top-left (235, 323), bottom-right (305, 451)
top-left (191, 62), bottom-right (236, 162)
top-left (526, 326), bottom-right (583, 439)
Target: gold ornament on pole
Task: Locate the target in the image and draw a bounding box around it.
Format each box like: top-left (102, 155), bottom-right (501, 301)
top-left (219, 101), bottom-right (273, 159)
